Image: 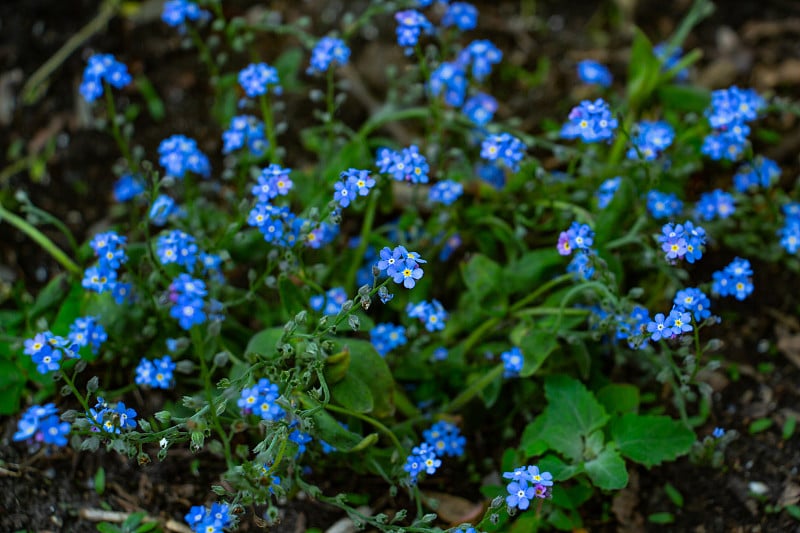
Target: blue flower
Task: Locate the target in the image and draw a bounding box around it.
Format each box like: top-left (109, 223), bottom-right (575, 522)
top-left (370, 323), bottom-right (408, 356)
top-left (394, 10), bottom-right (433, 54)
top-left (567, 250), bottom-right (596, 280)
top-left (706, 86), bottom-right (764, 130)
top-left (596, 177), bottom-right (621, 208)
top-left (673, 288), bottom-right (711, 322)
top-left (557, 222), bottom-right (594, 256)
top-left (149, 194), bottom-right (182, 226)
top-left (712, 427), bottom-right (725, 438)
top-left (158, 134), bottom-right (211, 179)
top-left (457, 40), bottom-right (503, 81)
top-left (90, 231), bottom-right (128, 271)
top-left (429, 180), bottom-right (464, 205)
top-left (506, 480), bottom-right (536, 510)
top-left (112, 174), bottom-right (144, 202)
top-left (238, 377), bottom-right (285, 421)
top-left (442, 2), bottom-right (478, 31)
top-left (626, 120), bottom-right (674, 160)
top-left (713, 257), bottom-right (754, 301)
top-left (79, 54), bottom-right (131, 102)
top-left (238, 63), bottom-right (281, 98)
top-left (695, 189), bottom-right (735, 221)
top-left (501, 346), bottom-right (523, 377)
top-left (733, 156), bottom-right (781, 192)
top-left (560, 99), bottom-right (618, 142)
top-left (428, 62), bottom-right (467, 107)
top-left (654, 43), bottom-right (689, 81)
top-left (14, 403), bottom-right (65, 445)
top-left (342, 168), bottom-right (376, 197)
top-left (157, 230), bottom-right (198, 271)
top-left (423, 421), bottom-right (466, 457)
top-left (115, 402), bottom-right (138, 430)
top-left (82, 265), bottom-right (118, 294)
top-left (222, 115), bottom-right (266, 155)
top-left (667, 307), bottom-right (693, 336)
top-left (169, 274), bottom-right (208, 330)
top-left (407, 299), bottom-right (448, 331)
top-left (646, 190), bottom-right (683, 219)
top-left (462, 92), bottom-right (497, 126)
top-left (307, 36), bottom-right (350, 74)
top-left (779, 219), bottom-right (800, 254)
top-left (646, 312), bottom-right (673, 341)
top-left (68, 316), bottom-right (107, 354)
top-left (480, 132), bottom-right (525, 172)
top-left (162, 0), bottom-right (209, 29)
top-left (577, 60), bottom-right (612, 87)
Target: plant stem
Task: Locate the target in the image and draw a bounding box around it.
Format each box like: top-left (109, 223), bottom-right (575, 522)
top-left (345, 189), bottom-right (379, 292)
top-left (0, 203), bottom-right (81, 275)
top-left (324, 402), bottom-right (405, 454)
top-left (193, 327), bottom-right (234, 468)
top-left (259, 93), bottom-right (279, 164)
top-left (104, 84), bottom-right (135, 170)
top-left (443, 364), bottom-right (505, 414)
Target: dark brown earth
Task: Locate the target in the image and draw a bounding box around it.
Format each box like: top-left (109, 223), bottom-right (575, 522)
top-left (2, 0), bottom-right (800, 531)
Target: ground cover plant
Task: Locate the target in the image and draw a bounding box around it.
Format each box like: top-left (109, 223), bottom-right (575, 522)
top-left (3, 0), bottom-right (800, 531)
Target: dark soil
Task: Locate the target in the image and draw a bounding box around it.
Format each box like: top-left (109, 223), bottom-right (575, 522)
top-left (3, 0), bottom-right (800, 532)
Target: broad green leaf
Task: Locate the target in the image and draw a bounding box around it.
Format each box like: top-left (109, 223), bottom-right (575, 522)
top-left (0, 358), bottom-right (23, 414)
top-left (596, 383), bottom-right (640, 414)
top-left (542, 376), bottom-right (609, 461)
top-left (504, 248), bottom-right (563, 294)
top-left (537, 454), bottom-right (582, 482)
top-left (341, 339), bottom-right (395, 417)
top-left (28, 273), bottom-right (69, 320)
top-left (515, 328), bottom-right (558, 377)
top-left (245, 327), bottom-right (284, 361)
top-left (551, 483), bottom-right (593, 511)
top-left (51, 282), bottom-right (84, 333)
top-left (330, 373), bottom-right (374, 413)
top-left (520, 416), bottom-right (549, 458)
top-left (610, 413), bottom-right (695, 467)
top-left (584, 444), bottom-right (628, 490)
top-left (462, 254), bottom-right (503, 301)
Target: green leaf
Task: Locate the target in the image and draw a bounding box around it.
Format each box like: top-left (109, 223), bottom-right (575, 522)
top-left (596, 383), bottom-right (640, 414)
top-left (551, 482), bottom-right (594, 510)
top-left (626, 29), bottom-right (662, 108)
top-left (513, 328), bottom-right (558, 378)
top-left (583, 444), bottom-right (628, 490)
top-left (664, 482), bottom-right (684, 507)
top-left (330, 373), bottom-right (374, 413)
top-left (51, 282), bottom-right (84, 334)
top-left (538, 454), bottom-right (582, 481)
top-left (28, 273), bottom-right (69, 319)
top-left (594, 177), bottom-right (635, 247)
top-left (278, 274), bottom-right (307, 319)
top-left (245, 327), bottom-right (284, 361)
top-left (611, 413), bottom-right (695, 467)
top-left (310, 404), bottom-right (378, 453)
top-left (541, 376), bottom-right (610, 461)
top-left (340, 339), bottom-right (395, 417)
top-left (504, 248), bottom-right (563, 294)
top-left (520, 416), bottom-right (549, 458)
top-left (648, 512), bottom-right (675, 524)
top-left (0, 357), bottom-right (23, 415)
top-left (748, 418), bottom-right (773, 434)
top-left (462, 254), bottom-right (503, 301)
top-left (657, 84), bottom-right (711, 113)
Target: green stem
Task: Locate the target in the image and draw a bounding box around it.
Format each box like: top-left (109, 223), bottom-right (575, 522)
top-left (0, 203), bottom-right (81, 275)
top-left (22, 203), bottom-right (79, 254)
top-left (259, 93), bottom-right (279, 164)
top-left (324, 402), bottom-right (405, 454)
top-left (193, 327), bottom-right (234, 468)
top-left (104, 84), bottom-right (135, 170)
top-left (513, 307), bottom-right (590, 318)
top-left (443, 364), bottom-right (505, 414)
top-left (531, 199), bottom-right (594, 224)
top-left (187, 25), bottom-right (219, 79)
top-left (325, 66), bottom-right (336, 168)
top-left (345, 189), bottom-right (379, 292)
top-left (60, 368), bottom-right (91, 414)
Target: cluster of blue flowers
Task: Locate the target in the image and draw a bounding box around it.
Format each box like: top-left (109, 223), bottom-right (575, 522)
top-left (185, 503), bottom-right (231, 533)
top-left (712, 257), bottom-right (754, 301)
top-left (462, 93), bottom-right (498, 126)
top-left (14, 403), bottom-right (70, 447)
top-left (646, 190), bottom-right (683, 220)
top-left (310, 287), bottom-right (348, 316)
top-left (429, 180), bottom-right (463, 205)
top-left (503, 465), bottom-right (554, 510)
top-left (162, 0), bottom-right (209, 29)
top-left (79, 53), bottom-right (131, 103)
top-left (377, 145), bottom-right (430, 183)
top-left (89, 397), bottom-right (138, 434)
top-left (646, 307), bottom-right (693, 341)
top-left (654, 43), bottom-right (689, 82)
top-left (733, 156), bottom-right (781, 193)
top-left (333, 168), bottom-right (376, 208)
top-left (560, 99), bottom-right (618, 142)
top-left (25, 316), bottom-right (107, 374)
top-left (458, 40), bottom-right (503, 81)
top-left (627, 120), bottom-right (675, 160)
top-left (702, 86), bottom-right (765, 161)
top-left (403, 421), bottom-right (465, 482)
top-left (370, 323), bottom-right (408, 356)
top-left (673, 287), bottom-right (712, 322)
top-left (158, 134), bottom-right (211, 179)
top-left (135, 355), bottom-right (176, 389)
top-left (441, 1), bottom-right (479, 31)
top-left (394, 10), bottom-right (434, 54)
top-left (376, 245), bottom-right (427, 289)
top-left (222, 115), bottom-right (266, 155)
top-left (238, 62), bottom-right (282, 98)
top-left (68, 316), bottom-right (107, 354)
top-left (557, 222), bottom-right (597, 280)
top-left (307, 36), bottom-right (351, 74)
top-left (407, 299), bottom-right (448, 332)
top-left (480, 133), bottom-right (526, 172)
top-left (238, 378), bottom-right (285, 422)
top-left (695, 189), bottom-right (735, 221)
top-left (168, 273), bottom-right (209, 330)
top-left (779, 203), bottom-right (800, 254)
top-left (501, 346), bottom-right (523, 377)
top-left (252, 164), bottom-right (293, 202)
top-left (577, 59), bottom-right (612, 87)
top-left (83, 231), bottom-right (130, 301)
top-left (157, 229), bottom-right (198, 271)
top-left (657, 221), bottom-right (706, 264)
